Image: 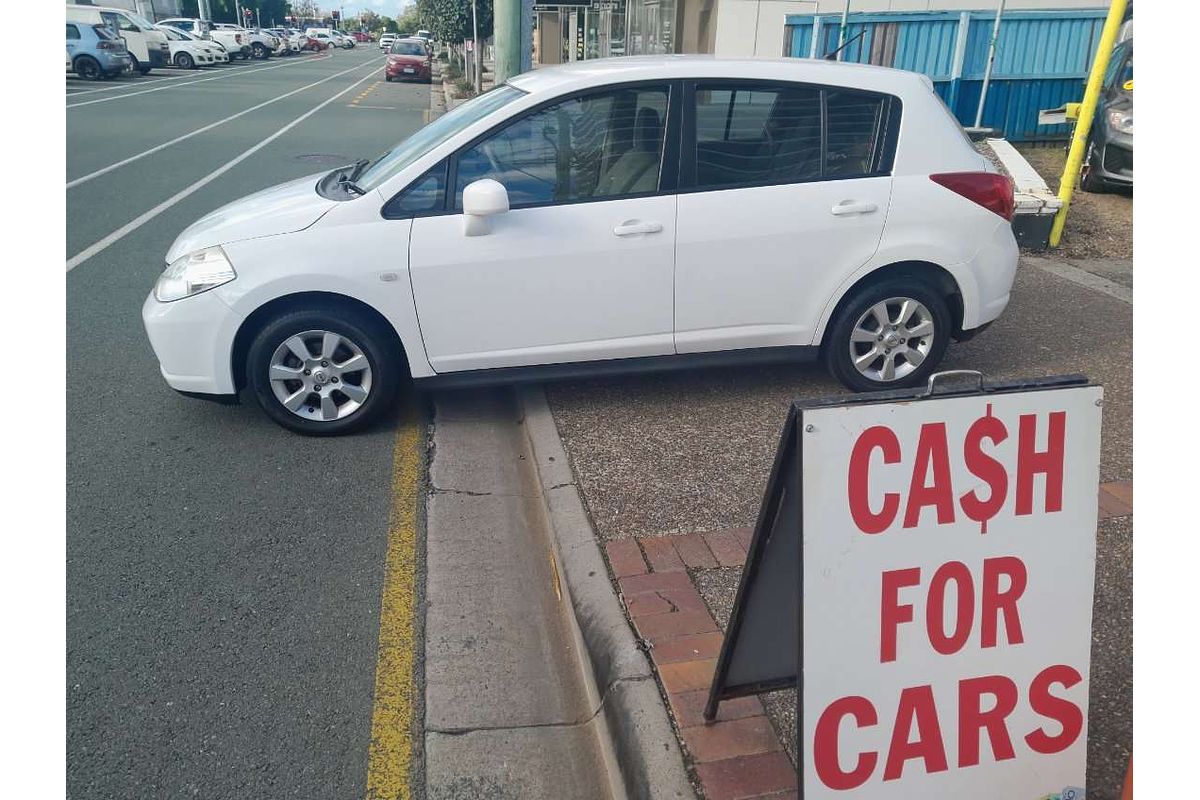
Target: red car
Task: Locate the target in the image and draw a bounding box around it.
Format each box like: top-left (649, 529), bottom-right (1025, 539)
top-left (385, 38), bottom-right (432, 83)
top-left (305, 36), bottom-right (327, 51)
top-left (354, 31), bottom-right (372, 42)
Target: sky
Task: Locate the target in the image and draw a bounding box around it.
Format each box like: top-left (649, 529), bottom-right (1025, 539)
top-left (335, 0), bottom-right (415, 19)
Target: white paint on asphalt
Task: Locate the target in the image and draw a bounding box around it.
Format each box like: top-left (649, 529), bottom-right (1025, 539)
top-left (66, 60), bottom-right (384, 273)
top-left (68, 59), bottom-right (380, 189)
top-left (1025, 256), bottom-right (1133, 304)
top-left (65, 71), bottom-right (198, 96)
top-left (66, 54), bottom-right (333, 108)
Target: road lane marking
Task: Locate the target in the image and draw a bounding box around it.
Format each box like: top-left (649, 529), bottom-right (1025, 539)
top-left (1024, 256), bottom-right (1132, 304)
top-left (65, 60), bottom-right (383, 272)
top-left (66, 53), bottom-right (334, 108)
top-left (68, 59), bottom-right (379, 189)
top-left (65, 69), bottom-right (207, 96)
top-left (366, 399), bottom-right (423, 800)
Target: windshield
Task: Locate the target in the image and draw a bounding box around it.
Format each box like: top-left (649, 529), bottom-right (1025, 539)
top-left (391, 41), bottom-right (425, 55)
top-left (356, 85), bottom-right (526, 192)
top-left (127, 11), bottom-right (156, 29)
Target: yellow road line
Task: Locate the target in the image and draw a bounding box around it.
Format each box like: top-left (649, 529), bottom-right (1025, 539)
top-left (366, 398), bottom-right (424, 800)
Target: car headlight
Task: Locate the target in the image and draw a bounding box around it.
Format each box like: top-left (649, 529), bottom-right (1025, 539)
top-left (1107, 109), bottom-right (1133, 135)
top-left (155, 246), bottom-right (236, 302)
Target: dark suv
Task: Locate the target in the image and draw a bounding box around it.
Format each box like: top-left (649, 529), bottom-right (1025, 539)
top-left (1081, 37), bottom-right (1133, 192)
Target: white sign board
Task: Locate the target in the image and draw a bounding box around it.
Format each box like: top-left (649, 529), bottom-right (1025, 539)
top-left (800, 385), bottom-right (1101, 798)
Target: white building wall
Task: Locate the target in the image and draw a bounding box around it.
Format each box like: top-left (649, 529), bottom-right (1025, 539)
top-left (714, 0), bottom-right (1106, 57)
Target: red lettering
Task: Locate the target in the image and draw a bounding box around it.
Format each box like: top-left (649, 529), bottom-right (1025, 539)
top-left (904, 423), bottom-right (955, 528)
top-left (849, 426), bottom-right (901, 534)
top-left (880, 567), bottom-right (921, 663)
top-left (981, 556), bottom-right (1027, 648)
top-left (960, 407), bottom-right (1009, 533)
top-left (958, 675), bottom-right (1018, 767)
top-left (1025, 665), bottom-right (1084, 754)
top-left (814, 696), bottom-right (878, 790)
top-left (883, 685), bottom-right (949, 781)
top-left (926, 561), bottom-right (974, 656)
top-left (1016, 411), bottom-right (1066, 516)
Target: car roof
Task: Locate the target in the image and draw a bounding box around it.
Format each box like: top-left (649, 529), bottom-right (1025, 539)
top-left (508, 55), bottom-right (929, 97)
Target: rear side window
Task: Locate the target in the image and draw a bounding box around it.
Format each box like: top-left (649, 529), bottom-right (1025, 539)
top-left (824, 90), bottom-right (886, 178)
top-left (687, 81), bottom-right (893, 191)
top-left (67, 23), bottom-right (81, 40)
top-left (692, 84), bottom-right (822, 189)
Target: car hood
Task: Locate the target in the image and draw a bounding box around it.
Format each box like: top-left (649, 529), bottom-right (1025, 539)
top-left (166, 172), bottom-right (336, 262)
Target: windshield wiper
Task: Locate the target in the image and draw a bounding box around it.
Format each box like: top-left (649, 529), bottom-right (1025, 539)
top-left (335, 158), bottom-right (370, 196)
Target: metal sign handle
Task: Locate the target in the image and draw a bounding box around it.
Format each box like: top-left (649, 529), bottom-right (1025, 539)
top-left (919, 369), bottom-right (985, 398)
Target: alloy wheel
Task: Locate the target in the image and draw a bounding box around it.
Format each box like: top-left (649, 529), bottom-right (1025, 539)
top-left (268, 329), bottom-right (372, 422)
top-left (848, 297), bottom-right (936, 382)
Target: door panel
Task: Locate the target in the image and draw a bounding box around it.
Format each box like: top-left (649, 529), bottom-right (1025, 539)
top-left (674, 178), bottom-right (891, 352)
top-left (409, 195), bottom-right (677, 372)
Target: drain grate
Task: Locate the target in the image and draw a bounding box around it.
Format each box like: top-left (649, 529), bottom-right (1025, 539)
top-left (293, 153), bottom-right (352, 165)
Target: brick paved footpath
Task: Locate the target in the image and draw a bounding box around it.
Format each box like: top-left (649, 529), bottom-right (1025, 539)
top-left (603, 481), bottom-right (1133, 800)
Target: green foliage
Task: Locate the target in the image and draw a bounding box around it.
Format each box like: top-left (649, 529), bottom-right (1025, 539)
top-left (453, 77), bottom-right (477, 98)
top-left (416, 0), bottom-right (493, 42)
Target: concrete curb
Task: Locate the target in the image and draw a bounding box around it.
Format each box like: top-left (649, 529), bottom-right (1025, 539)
top-left (517, 385), bottom-right (696, 800)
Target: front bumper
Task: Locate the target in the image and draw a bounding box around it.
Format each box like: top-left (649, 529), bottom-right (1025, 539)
top-left (150, 47), bottom-right (169, 67)
top-left (142, 288), bottom-right (243, 396)
top-left (386, 62), bottom-right (431, 80)
top-left (1097, 132), bottom-right (1133, 185)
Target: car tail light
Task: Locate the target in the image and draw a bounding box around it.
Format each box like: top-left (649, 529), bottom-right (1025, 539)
top-left (929, 172), bottom-right (1015, 221)
top-left (235, 33), bottom-right (243, 43)
top-left (97, 40), bottom-right (121, 51)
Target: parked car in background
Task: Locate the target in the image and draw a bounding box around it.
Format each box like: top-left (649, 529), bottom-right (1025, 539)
top-left (385, 38), bottom-right (433, 83)
top-left (66, 20), bottom-right (131, 79)
top-left (143, 57), bottom-right (1019, 434)
top-left (213, 24), bottom-right (275, 59)
top-left (160, 17), bottom-right (250, 60)
top-left (379, 32), bottom-right (397, 51)
top-left (161, 25), bottom-right (231, 63)
top-left (67, 4), bottom-right (169, 75)
top-left (306, 31), bottom-right (338, 50)
top-left (354, 31), bottom-right (372, 43)
top-left (155, 24), bottom-right (217, 69)
top-left (1081, 37), bottom-right (1133, 193)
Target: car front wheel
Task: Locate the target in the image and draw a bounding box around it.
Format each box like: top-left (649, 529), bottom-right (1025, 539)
top-left (824, 279), bottom-right (951, 392)
top-left (175, 51), bottom-right (195, 70)
top-left (246, 308), bottom-right (402, 436)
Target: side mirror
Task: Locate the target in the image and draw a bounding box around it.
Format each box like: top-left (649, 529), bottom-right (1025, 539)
top-left (462, 179), bottom-right (509, 236)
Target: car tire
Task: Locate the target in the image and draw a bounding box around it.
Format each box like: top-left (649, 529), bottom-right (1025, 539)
top-left (246, 306), bottom-right (403, 436)
top-left (385, 74), bottom-right (392, 81)
top-left (74, 55), bottom-right (102, 80)
top-left (1079, 140), bottom-right (1108, 194)
top-left (823, 278), bottom-right (952, 393)
top-left (252, 43), bottom-right (268, 59)
top-left (175, 51), bottom-right (195, 70)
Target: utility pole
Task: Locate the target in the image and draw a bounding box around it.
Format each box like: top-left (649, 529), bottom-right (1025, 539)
top-left (974, 0), bottom-right (1007, 129)
top-left (494, 0), bottom-right (522, 83)
top-left (256, 8), bottom-right (262, 29)
top-left (837, 0), bottom-right (851, 61)
top-left (471, 0), bottom-right (481, 94)
top-left (198, 0), bottom-right (210, 25)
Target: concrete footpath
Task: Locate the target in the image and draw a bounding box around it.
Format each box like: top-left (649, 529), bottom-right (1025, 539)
top-left (422, 389), bottom-right (615, 799)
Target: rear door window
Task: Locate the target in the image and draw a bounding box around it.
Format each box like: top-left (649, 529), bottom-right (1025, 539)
top-left (67, 23), bottom-right (81, 40)
top-left (824, 90), bottom-right (887, 178)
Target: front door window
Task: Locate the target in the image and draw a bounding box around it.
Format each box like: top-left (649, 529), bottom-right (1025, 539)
top-left (453, 84), bottom-right (670, 208)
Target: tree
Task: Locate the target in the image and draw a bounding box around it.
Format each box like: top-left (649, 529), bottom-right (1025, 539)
top-left (395, 4), bottom-right (422, 35)
top-left (416, 0), bottom-right (492, 42)
top-left (359, 10), bottom-right (380, 32)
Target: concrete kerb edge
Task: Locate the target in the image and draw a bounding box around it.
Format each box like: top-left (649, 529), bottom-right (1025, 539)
top-left (517, 385), bottom-right (696, 800)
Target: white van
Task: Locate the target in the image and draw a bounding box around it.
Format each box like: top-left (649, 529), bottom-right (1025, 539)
top-left (65, 4), bottom-right (169, 75)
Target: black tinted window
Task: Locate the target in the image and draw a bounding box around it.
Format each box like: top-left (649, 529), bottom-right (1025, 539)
top-left (454, 85), bottom-right (670, 208)
top-left (385, 162), bottom-right (447, 217)
top-left (67, 23), bottom-right (81, 39)
top-left (693, 83), bottom-right (822, 189)
top-left (824, 90), bottom-right (886, 178)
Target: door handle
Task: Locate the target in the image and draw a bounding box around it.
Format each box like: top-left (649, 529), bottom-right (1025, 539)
top-left (613, 220), bottom-right (663, 237)
top-left (830, 201), bottom-right (879, 216)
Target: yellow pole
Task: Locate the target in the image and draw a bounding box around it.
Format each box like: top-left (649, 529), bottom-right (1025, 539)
top-left (1049, 0), bottom-right (1127, 247)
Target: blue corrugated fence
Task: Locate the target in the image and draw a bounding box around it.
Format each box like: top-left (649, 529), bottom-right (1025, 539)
top-left (783, 9), bottom-right (1107, 142)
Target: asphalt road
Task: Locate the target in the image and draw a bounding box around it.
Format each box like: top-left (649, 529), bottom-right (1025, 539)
top-left (66, 48), bottom-right (429, 799)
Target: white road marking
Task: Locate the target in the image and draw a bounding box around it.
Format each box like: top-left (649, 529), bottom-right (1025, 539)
top-left (68, 59), bottom-right (380, 189)
top-left (66, 54), bottom-right (334, 109)
top-left (1024, 256), bottom-right (1132, 304)
top-left (66, 63), bottom-right (383, 273)
top-left (65, 69), bottom-right (205, 96)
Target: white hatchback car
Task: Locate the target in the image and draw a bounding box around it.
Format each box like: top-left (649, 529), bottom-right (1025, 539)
top-left (143, 57), bottom-right (1017, 435)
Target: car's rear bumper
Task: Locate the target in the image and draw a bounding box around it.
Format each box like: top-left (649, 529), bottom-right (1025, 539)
top-left (386, 62), bottom-right (431, 80)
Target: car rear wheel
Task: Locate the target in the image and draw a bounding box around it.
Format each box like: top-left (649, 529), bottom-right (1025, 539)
top-left (175, 51), bottom-right (195, 70)
top-left (74, 55), bottom-right (102, 80)
top-left (252, 43), bottom-right (269, 59)
top-left (824, 279), bottom-right (951, 393)
top-left (246, 307), bottom-right (402, 436)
